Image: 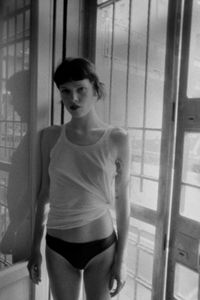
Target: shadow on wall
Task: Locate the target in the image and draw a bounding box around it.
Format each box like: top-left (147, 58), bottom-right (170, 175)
top-left (0, 70), bottom-right (32, 263)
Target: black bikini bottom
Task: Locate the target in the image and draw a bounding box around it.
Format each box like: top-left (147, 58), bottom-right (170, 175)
top-left (46, 231), bottom-right (117, 270)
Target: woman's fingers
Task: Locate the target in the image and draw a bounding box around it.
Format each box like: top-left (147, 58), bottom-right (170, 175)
top-left (28, 264), bottom-right (41, 284)
top-left (110, 277), bottom-right (126, 297)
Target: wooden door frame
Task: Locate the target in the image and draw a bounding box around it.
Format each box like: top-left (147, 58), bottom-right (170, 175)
top-left (88, 1), bottom-right (184, 299)
top-left (166, 0), bottom-right (200, 298)
top-left (151, 0), bottom-right (184, 299)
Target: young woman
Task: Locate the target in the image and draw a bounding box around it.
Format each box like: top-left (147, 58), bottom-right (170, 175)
top-left (27, 57), bottom-right (131, 300)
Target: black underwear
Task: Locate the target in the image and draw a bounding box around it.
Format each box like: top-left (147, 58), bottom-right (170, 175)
top-left (46, 231), bottom-right (117, 270)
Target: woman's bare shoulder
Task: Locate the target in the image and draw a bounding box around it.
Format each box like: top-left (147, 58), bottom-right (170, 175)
top-left (109, 126), bottom-right (129, 145)
top-left (42, 125), bottom-right (61, 139)
top-left (41, 125), bottom-right (62, 151)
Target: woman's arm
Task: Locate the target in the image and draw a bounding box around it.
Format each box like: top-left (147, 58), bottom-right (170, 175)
top-left (27, 126), bottom-right (60, 284)
top-left (109, 128), bottom-right (131, 297)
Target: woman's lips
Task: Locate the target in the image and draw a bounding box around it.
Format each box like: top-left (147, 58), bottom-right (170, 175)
top-left (70, 104), bottom-right (80, 110)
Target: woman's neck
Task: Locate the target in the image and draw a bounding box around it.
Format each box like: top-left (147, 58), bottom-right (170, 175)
top-left (68, 110), bottom-right (104, 132)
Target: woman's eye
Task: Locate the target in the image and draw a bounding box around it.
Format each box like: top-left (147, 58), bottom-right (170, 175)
top-left (61, 89), bottom-right (70, 94)
top-left (78, 87), bottom-right (86, 93)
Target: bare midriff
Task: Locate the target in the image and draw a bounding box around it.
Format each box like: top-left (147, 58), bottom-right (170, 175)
top-left (47, 210), bottom-right (114, 243)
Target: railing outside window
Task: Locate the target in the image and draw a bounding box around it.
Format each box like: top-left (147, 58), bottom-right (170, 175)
top-left (0, 0), bottom-right (31, 270)
top-left (96, 0), bottom-right (169, 299)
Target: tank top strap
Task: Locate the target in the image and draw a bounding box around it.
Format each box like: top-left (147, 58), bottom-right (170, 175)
top-left (103, 125), bottom-right (115, 140)
top-left (101, 126), bottom-right (115, 155)
top-left (49, 125), bottom-right (64, 158)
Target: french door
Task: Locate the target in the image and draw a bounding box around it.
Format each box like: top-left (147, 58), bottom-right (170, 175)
top-left (95, 0), bottom-right (171, 299)
top-left (167, 0), bottom-right (200, 299)
top-left (95, 0), bottom-right (200, 299)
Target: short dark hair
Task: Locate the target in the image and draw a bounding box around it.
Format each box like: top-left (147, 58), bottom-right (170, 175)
top-left (53, 57), bottom-right (105, 100)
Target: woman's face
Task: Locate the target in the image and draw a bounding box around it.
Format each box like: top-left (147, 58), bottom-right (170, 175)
top-left (59, 79), bottom-right (97, 118)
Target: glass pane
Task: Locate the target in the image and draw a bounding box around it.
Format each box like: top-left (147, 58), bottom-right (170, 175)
top-left (144, 130), bottom-right (161, 179)
top-left (8, 45), bottom-right (15, 77)
top-left (17, 0), bottom-right (24, 9)
top-left (136, 284), bottom-right (151, 300)
top-left (9, 18), bottom-right (15, 38)
top-left (0, 2), bottom-right (31, 270)
top-left (180, 132), bottom-right (200, 221)
top-left (24, 40), bottom-right (30, 68)
top-left (138, 249), bottom-right (154, 284)
top-left (116, 218), bottom-right (155, 300)
top-left (130, 177), bottom-right (158, 210)
top-left (146, 77), bottom-right (164, 129)
top-left (187, 0), bottom-right (200, 98)
top-left (146, 0), bottom-right (168, 128)
top-left (128, 0), bottom-right (167, 128)
top-left (127, 0), bottom-right (147, 128)
top-left (110, 0), bottom-right (129, 126)
top-left (180, 185), bottom-right (200, 222)
top-left (17, 13), bottom-right (23, 38)
top-left (96, 5), bottom-right (113, 121)
top-left (97, 0), bottom-right (108, 4)
top-left (25, 10), bottom-right (30, 36)
top-left (182, 133), bottom-right (200, 186)
top-left (16, 43), bottom-right (23, 71)
top-left (128, 70), bottom-right (145, 128)
top-left (130, 129), bottom-right (143, 175)
top-left (174, 264), bottom-right (199, 300)
top-left (7, 0), bottom-right (15, 14)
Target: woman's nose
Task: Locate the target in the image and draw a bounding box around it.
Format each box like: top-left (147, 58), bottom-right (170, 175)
top-left (72, 91), bottom-right (79, 102)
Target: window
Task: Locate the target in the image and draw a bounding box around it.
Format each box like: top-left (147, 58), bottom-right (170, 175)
top-left (96, 0), bottom-right (169, 298)
top-left (0, 0), bottom-right (31, 270)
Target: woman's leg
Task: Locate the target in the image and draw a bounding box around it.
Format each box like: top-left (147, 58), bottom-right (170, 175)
top-left (83, 243), bottom-right (115, 300)
top-left (45, 245), bottom-right (82, 300)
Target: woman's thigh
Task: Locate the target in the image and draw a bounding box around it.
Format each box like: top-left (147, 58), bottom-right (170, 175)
top-left (83, 243), bottom-right (116, 300)
top-left (45, 245), bottom-right (82, 300)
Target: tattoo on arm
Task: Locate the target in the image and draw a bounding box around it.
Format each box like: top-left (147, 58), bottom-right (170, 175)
top-left (116, 158), bottom-right (123, 176)
top-left (115, 159), bottom-right (123, 199)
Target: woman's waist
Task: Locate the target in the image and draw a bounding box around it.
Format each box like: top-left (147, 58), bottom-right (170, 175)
top-left (47, 210), bottom-right (113, 243)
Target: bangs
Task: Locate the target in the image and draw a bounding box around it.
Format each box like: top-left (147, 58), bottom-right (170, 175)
top-left (53, 57), bottom-right (105, 100)
top-left (54, 58), bottom-right (96, 87)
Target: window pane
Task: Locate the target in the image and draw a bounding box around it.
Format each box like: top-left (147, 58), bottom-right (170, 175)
top-left (24, 40), bottom-right (30, 68)
top-left (17, 0), bottom-right (24, 9)
top-left (187, 0), bottom-right (200, 98)
top-left (130, 129), bottom-right (161, 180)
top-left (128, 69), bottom-right (145, 127)
top-left (25, 0), bottom-right (31, 5)
top-left (96, 5), bottom-right (113, 121)
top-left (97, 0), bottom-right (108, 4)
top-left (127, 0), bottom-right (147, 128)
top-left (16, 42), bottom-right (23, 71)
top-left (180, 132), bottom-right (200, 221)
top-left (146, 0), bottom-right (167, 128)
top-left (116, 218), bottom-right (155, 300)
top-left (182, 133), bottom-right (200, 186)
top-left (110, 0), bottom-right (129, 126)
top-left (127, 0), bottom-right (168, 128)
top-left (136, 284), bottom-right (151, 300)
top-left (130, 177), bottom-right (158, 210)
top-left (144, 130), bottom-right (161, 179)
top-left (7, 0), bottom-right (15, 13)
top-left (130, 129), bottom-right (143, 175)
top-left (17, 13), bottom-right (23, 38)
top-left (9, 18), bottom-right (15, 38)
top-left (180, 185), bottom-right (200, 222)
top-left (0, 2), bottom-right (32, 270)
top-left (174, 264), bottom-right (199, 300)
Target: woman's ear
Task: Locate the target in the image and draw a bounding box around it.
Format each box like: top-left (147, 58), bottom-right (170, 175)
top-left (93, 88), bottom-right (99, 100)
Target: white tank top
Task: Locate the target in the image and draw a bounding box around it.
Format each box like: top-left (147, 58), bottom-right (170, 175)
top-left (46, 124), bottom-right (116, 229)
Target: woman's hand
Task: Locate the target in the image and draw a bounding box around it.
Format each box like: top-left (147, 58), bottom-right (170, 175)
top-left (27, 250), bottom-right (42, 285)
top-left (109, 258), bottom-right (127, 297)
